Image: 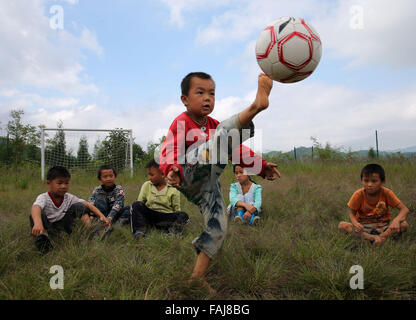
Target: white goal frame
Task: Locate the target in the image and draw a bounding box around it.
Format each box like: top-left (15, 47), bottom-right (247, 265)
top-left (41, 128), bottom-right (134, 180)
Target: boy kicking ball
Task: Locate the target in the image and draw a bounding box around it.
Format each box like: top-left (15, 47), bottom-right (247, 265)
top-left (159, 72), bottom-right (280, 293)
top-left (338, 163), bottom-right (410, 245)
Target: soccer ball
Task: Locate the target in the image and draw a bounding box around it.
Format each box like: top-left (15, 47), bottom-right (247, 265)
top-left (255, 17), bottom-right (322, 83)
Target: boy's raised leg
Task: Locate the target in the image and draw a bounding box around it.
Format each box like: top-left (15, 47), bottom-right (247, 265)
top-left (238, 74), bottom-right (273, 128)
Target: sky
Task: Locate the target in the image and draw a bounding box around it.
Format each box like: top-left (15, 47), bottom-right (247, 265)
top-left (0, 0), bottom-right (415, 153)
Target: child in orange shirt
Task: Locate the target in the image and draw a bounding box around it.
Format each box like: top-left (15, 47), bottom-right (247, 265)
top-left (338, 163), bottom-right (409, 244)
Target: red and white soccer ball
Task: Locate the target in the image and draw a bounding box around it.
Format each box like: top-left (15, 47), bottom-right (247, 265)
top-left (256, 17), bottom-right (322, 83)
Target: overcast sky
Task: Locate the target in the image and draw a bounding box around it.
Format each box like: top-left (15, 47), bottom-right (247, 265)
top-left (0, 0), bottom-right (415, 153)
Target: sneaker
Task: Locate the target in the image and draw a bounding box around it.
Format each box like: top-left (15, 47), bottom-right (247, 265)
top-left (251, 216), bottom-right (261, 225)
top-left (133, 231), bottom-right (146, 240)
top-left (234, 214), bottom-right (244, 224)
top-left (35, 234), bottom-right (54, 254)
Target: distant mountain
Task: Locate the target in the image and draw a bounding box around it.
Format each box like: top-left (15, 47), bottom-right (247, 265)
top-left (389, 145), bottom-right (416, 153)
top-left (263, 146), bottom-right (416, 159)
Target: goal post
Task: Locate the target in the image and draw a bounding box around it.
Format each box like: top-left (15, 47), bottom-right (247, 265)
top-left (41, 128), bottom-right (134, 180)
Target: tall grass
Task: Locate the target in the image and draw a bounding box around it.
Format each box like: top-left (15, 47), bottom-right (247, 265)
top-left (0, 160), bottom-right (415, 299)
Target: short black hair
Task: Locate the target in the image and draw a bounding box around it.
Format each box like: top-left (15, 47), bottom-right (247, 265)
top-left (97, 165), bottom-right (117, 179)
top-left (47, 166), bottom-right (71, 181)
top-left (145, 158), bottom-right (161, 171)
top-left (361, 163), bottom-right (385, 182)
top-left (181, 72), bottom-right (214, 96)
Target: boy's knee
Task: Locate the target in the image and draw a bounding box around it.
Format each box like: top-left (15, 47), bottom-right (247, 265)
top-left (400, 221), bottom-right (409, 233)
top-left (132, 201), bottom-right (145, 211)
top-left (177, 211), bottom-right (190, 224)
top-left (338, 221), bottom-right (351, 232)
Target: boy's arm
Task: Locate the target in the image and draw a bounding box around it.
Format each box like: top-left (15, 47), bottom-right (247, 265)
top-left (137, 183), bottom-right (148, 203)
top-left (171, 190), bottom-right (181, 212)
top-left (107, 187), bottom-right (125, 221)
top-left (87, 187), bottom-right (96, 204)
top-left (160, 119), bottom-right (186, 185)
top-left (381, 202), bottom-right (409, 238)
top-left (349, 208), bottom-right (363, 232)
top-left (235, 145), bottom-right (280, 180)
top-left (31, 205), bottom-right (46, 236)
top-left (81, 201), bottom-right (111, 227)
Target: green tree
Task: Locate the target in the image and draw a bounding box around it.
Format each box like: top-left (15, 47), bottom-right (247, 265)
top-left (310, 136), bottom-right (342, 161)
top-left (77, 136), bottom-right (90, 168)
top-left (100, 129), bottom-right (129, 172)
top-left (6, 109), bottom-right (41, 164)
top-left (46, 121), bottom-right (66, 167)
top-left (368, 147), bottom-right (376, 159)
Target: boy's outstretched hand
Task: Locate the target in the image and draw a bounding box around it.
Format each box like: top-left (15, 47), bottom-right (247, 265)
top-left (264, 162), bottom-right (281, 180)
top-left (167, 166), bottom-right (181, 188)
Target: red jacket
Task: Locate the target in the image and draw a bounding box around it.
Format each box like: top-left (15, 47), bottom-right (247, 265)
top-left (159, 112), bottom-right (267, 182)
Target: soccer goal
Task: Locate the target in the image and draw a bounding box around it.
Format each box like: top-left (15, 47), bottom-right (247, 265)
top-left (41, 128), bottom-right (133, 180)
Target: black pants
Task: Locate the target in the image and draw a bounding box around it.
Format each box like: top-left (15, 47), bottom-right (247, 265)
top-left (130, 201), bottom-right (189, 234)
top-left (29, 202), bottom-right (88, 236)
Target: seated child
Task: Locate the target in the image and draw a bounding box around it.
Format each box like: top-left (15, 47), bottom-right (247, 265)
top-left (88, 165), bottom-right (131, 227)
top-left (338, 163), bottom-right (409, 244)
top-left (30, 166), bottom-right (111, 253)
top-left (228, 164), bottom-right (262, 225)
top-left (130, 159), bottom-right (190, 238)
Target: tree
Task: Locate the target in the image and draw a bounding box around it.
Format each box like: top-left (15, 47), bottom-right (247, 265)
top-left (77, 136), bottom-right (90, 168)
top-left (368, 147), bottom-right (376, 160)
top-left (46, 121), bottom-right (66, 167)
top-left (100, 129), bottom-right (129, 172)
top-left (133, 143), bottom-right (146, 164)
top-left (6, 109), bottom-right (41, 164)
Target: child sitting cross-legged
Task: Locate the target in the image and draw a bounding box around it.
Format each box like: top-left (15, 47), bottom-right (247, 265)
top-left (88, 165), bottom-right (131, 229)
top-left (130, 159), bottom-right (190, 239)
top-left (30, 166), bottom-right (110, 254)
top-left (338, 163), bottom-right (410, 244)
top-left (228, 164), bottom-right (262, 225)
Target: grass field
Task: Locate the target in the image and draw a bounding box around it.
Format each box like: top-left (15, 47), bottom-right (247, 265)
top-left (1, 160), bottom-right (415, 300)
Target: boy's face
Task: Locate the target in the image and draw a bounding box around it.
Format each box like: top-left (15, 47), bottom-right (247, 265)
top-left (147, 167), bottom-right (165, 185)
top-left (361, 173), bottom-right (384, 195)
top-left (47, 177), bottom-right (70, 198)
top-left (99, 169), bottom-right (116, 187)
top-left (181, 77), bottom-right (215, 118)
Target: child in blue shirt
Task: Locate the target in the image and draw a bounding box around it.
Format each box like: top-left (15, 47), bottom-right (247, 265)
top-left (228, 164), bottom-right (262, 225)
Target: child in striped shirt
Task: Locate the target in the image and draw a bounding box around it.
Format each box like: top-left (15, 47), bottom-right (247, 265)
top-left (30, 166), bottom-right (110, 253)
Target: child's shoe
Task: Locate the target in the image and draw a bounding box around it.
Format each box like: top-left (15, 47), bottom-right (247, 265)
top-left (233, 210), bottom-right (244, 224)
top-left (133, 231), bottom-right (146, 240)
top-left (35, 234), bottom-right (54, 254)
top-left (250, 215), bottom-right (261, 225)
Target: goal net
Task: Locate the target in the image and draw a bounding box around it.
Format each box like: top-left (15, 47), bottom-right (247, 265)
top-left (41, 128), bottom-right (133, 180)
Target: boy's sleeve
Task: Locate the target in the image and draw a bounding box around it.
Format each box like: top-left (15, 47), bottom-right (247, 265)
top-left (171, 189), bottom-right (181, 212)
top-left (88, 187), bottom-right (98, 204)
top-left (386, 189), bottom-right (401, 208)
top-left (108, 186), bottom-right (125, 220)
top-left (254, 185), bottom-right (262, 212)
top-left (159, 118), bottom-right (186, 182)
top-left (232, 145), bottom-right (268, 178)
top-left (347, 190), bottom-right (362, 211)
top-left (33, 194), bottom-right (46, 209)
top-left (137, 182), bottom-right (148, 204)
top-left (229, 183), bottom-right (239, 207)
